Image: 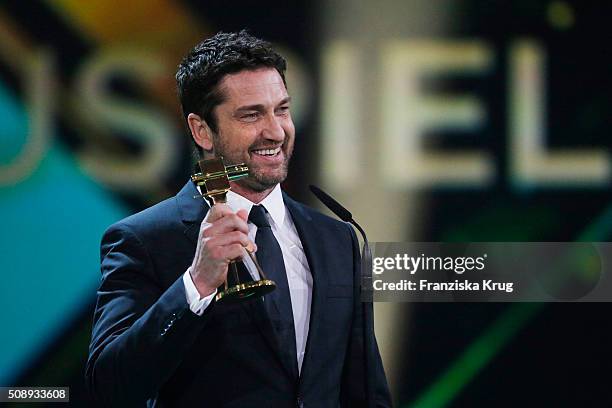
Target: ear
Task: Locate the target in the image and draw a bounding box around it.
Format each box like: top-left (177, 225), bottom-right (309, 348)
top-left (187, 113), bottom-right (214, 152)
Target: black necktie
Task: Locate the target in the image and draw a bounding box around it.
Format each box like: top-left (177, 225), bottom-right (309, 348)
top-left (249, 205), bottom-right (298, 375)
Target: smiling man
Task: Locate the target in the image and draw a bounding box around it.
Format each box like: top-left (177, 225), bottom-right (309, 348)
top-left (189, 67), bottom-right (294, 199)
top-left (86, 31), bottom-right (391, 407)
top-left (188, 67), bottom-right (294, 202)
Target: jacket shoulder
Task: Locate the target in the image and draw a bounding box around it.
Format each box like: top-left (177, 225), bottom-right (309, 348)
top-left (283, 193), bottom-right (354, 238)
top-left (105, 194), bottom-right (184, 240)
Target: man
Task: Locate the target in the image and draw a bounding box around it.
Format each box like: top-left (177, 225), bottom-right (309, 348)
top-left (86, 30), bottom-right (391, 407)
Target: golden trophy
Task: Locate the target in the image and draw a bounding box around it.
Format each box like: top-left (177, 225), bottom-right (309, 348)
top-left (191, 157), bottom-right (276, 304)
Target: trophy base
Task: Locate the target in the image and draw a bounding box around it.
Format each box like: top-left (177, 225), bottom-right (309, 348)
top-left (215, 279), bottom-right (276, 304)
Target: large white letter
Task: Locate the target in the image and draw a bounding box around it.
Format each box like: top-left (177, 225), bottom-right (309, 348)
top-left (75, 47), bottom-right (178, 191)
top-left (0, 50), bottom-right (53, 185)
top-left (380, 40), bottom-right (494, 188)
top-left (320, 41), bottom-right (362, 187)
top-left (509, 40), bottom-right (609, 187)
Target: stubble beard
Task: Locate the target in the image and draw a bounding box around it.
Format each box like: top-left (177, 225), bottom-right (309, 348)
top-left (211, 134), bottom-right (293, 193)
top-left (237, 159), bottom-right (290, 192)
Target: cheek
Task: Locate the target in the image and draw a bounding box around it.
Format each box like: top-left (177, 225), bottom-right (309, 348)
top-left (220, 125), bottom-right (257, 150)
top-left (283, 119), bottom-right (296, 138)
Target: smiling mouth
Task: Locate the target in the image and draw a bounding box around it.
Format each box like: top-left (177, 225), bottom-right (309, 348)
top-left (251, 146), bottom-right (282, 157)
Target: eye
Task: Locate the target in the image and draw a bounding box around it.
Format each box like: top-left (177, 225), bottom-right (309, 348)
top-left (240, 112), bottom-right (260, 121)
top-left (276, 105), bottom-right (290, 115)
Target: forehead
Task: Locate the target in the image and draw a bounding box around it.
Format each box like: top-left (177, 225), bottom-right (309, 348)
top-left (217, 68), bottom-right (288, 107)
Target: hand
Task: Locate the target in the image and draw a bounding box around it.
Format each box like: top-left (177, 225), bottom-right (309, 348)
top-left (189, 204), bottom-right (255, 297)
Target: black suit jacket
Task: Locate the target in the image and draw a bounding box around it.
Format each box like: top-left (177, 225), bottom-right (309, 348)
top-left (86, 181), bottom-right (391, 407)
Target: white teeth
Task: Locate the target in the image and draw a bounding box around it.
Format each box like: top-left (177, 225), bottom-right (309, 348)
top-left (253, 147), bottom-right (281, 156)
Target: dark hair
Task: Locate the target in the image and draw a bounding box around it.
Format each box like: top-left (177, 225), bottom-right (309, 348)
top-left (176, 30), bottom-right (287, 155)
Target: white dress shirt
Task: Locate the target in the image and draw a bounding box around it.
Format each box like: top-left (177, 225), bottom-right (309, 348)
top-left (182, 184), bottom-right (313, 372)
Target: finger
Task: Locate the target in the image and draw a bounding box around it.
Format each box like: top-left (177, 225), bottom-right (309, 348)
top-left (236, 208), bottom-right (248, 222)
top-left (207, 239), bottom-right (247, 262)
top-left (224, 244), bottom-right (248, 261)
top-left (208, 231), bottom-right (251, 249)
top-left (204, 203), bottom-right (234, 223)
top-left (245, 241), bottom-right (257, 253)
top-left (203, 213), bottom-right (249, 237)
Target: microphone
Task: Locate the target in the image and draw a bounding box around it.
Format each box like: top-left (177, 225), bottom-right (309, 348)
top-left (308, 185), bottom-right (352, 222)
top-left (308, 186), bottom-right (369, 257)
top-left (308, 185), bottom-right (375, 407)
top-left (308, 185), bottom-right (371, 290)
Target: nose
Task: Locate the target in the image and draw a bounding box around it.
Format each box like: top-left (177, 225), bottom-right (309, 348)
top-left (261, 113), bottom-right (285, 142)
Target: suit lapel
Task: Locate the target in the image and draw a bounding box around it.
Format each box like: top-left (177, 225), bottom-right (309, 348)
top-left (177, 180), bottom-right (209, 244)
top-left (283, 193), bottom-right (329, 381)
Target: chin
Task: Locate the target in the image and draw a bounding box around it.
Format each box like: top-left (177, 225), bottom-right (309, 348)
top-left (242, 172), bottom-right (287, 192)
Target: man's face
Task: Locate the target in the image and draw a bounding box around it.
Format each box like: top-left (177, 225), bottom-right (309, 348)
top-left (208, 68), bottom-right (295, 192)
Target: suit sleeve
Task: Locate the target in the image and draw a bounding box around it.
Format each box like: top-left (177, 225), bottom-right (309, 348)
top-left (341, 224), bottom-right (392, 407)
top-left (85, 222), bottom-right (213, 407)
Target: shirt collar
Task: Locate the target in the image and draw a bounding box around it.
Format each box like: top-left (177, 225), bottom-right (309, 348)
top-left (226, 184), bottom-right (286, 228)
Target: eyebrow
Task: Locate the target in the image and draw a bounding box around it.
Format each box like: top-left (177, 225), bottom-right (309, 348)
top-left (235, 96), bottom-right (292, 112)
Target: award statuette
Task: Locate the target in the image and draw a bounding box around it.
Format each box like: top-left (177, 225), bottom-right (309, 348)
top-left (191, 157), bottom-right (276, 304)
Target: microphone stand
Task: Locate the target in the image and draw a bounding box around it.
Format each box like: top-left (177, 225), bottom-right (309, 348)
top-left (309, 185), bottom-right (375, 408)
